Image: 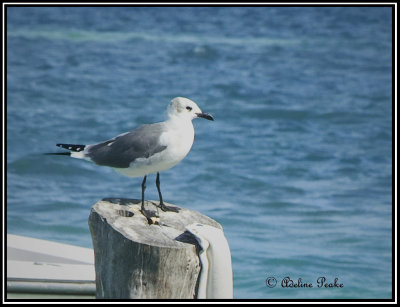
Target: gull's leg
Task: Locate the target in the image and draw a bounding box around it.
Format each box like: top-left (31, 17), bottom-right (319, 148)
top-left (140, 175), bottom-right (158, 224)
top-left (156, 172), bottom-right (179, 212)
top-left (141, 175), bottom-right (146, 211)
top-left (156, 172), bottom-right (164, 206)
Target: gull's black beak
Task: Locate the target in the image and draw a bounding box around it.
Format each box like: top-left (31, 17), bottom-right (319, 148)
top-left (196, 112), bottom-right (214, 121)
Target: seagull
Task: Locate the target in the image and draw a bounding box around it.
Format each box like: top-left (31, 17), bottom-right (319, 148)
top-left (49, 97), bottom-right (214, 224)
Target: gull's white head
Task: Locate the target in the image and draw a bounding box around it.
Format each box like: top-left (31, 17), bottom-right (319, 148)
top-left (168, 97), bottom-right (214, 121)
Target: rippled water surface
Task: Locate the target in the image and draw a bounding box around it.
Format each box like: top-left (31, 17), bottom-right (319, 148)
top-left (7, 6), bottom-right (393, 299)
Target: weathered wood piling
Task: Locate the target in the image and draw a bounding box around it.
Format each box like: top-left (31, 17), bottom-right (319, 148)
top-left (88, 198), bottom-right (223, 299)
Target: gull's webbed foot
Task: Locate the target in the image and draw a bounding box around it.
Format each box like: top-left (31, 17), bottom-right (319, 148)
top-left (157, 202), bottom-right (180, 213)
top-left (140, 207), bottom-right (159, 225)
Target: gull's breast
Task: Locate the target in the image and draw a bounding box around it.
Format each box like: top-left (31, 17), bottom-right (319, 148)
top-left (159, 121), bottom-right (195, 164)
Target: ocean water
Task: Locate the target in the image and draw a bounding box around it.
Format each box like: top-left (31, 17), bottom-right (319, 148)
top-left (6, 6), bottom-right (393, 299)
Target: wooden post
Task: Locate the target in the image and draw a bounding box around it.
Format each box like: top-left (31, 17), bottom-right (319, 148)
top-left (88, 198), bottom-right (222, 299)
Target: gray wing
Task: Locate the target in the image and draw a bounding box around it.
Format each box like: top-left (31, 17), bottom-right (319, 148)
top-left (86, 123), bottom-right (167, 168)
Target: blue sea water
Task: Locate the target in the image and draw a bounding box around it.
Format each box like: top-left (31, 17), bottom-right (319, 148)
top-left (6, 6), bottom-right (393, 299)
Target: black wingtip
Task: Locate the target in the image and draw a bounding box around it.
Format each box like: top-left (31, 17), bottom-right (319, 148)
top-left (56, 144), bottom-right (86, 152)
top-left (44, 152), bottom-right (71, 156)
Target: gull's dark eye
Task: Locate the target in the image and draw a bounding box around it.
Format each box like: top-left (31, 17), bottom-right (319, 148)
top-left (186, 106), bottom-right (192, 111)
